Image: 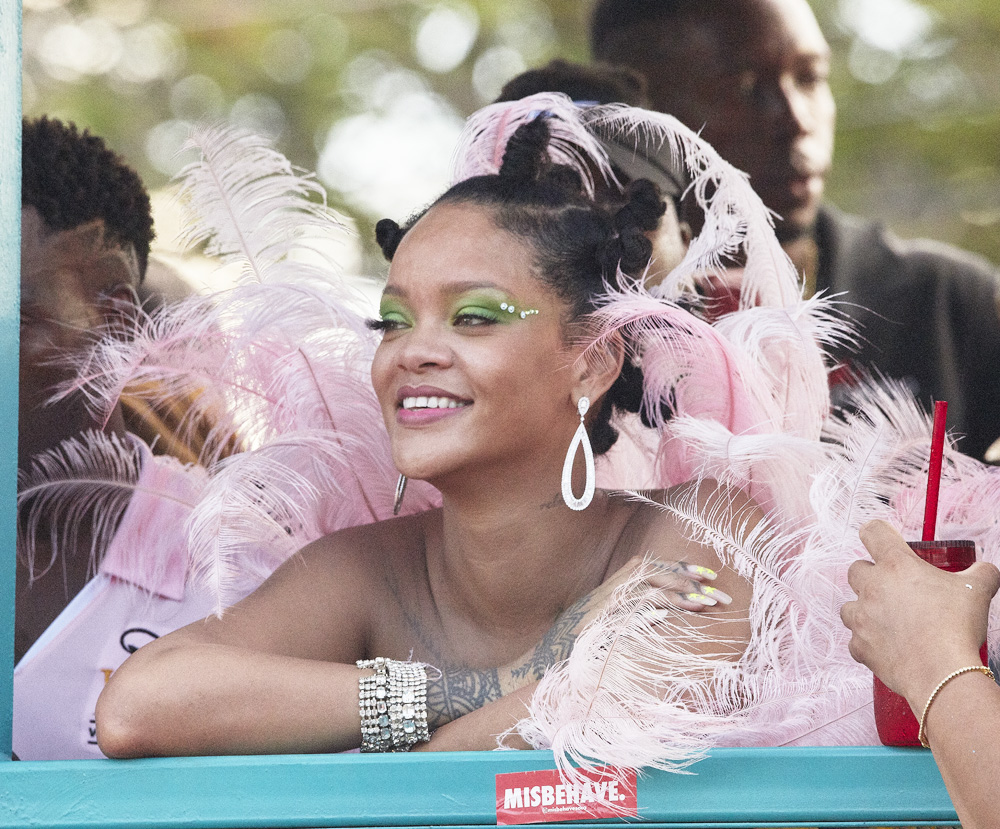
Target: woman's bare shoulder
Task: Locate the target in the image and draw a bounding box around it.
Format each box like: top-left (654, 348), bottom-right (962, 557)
top-left (619, 480), bottom-right (763, 569)
top-left (186, 509), bottom-right (439, 661)
top-left (281, 508), bottom-right (437, 589)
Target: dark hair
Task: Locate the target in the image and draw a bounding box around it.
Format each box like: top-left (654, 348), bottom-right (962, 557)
top-left (590, 0), bottom-right (697, 64)
top-left (495, 59), bottom-right (649, 108)
top-left (375, 118), bottom-right (666, 454)
top-left (22, 116), bottom-right (154, 280)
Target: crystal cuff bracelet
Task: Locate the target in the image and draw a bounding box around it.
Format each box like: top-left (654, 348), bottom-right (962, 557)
top-left (357, 657), bottom-right (431, 752)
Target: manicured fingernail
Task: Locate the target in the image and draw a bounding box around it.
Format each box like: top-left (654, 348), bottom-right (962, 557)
top-left (698, 585), bottom-right (732, 605)
top-left (684, 564), bottom-right (718, 580)
top-left (684, 592), bottom-right (718, 606)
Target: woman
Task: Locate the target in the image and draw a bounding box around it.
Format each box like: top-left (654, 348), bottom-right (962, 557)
top-left (95, 118), bottom-right (755, 757)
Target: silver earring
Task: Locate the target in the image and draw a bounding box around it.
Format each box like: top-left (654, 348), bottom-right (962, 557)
top-left (561, 397), bottom-right (595, 511)
top-left (393, 474), bottom-right (407, 516)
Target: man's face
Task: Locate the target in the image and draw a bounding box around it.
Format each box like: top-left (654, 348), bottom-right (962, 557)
top-left (639, 0), bottom-right (835, 241)
top-left (18, 207), bottom-right (136, 469)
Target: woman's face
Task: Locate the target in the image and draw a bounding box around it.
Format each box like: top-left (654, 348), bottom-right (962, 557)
top-left (370, 202), bottom-right (584, 486)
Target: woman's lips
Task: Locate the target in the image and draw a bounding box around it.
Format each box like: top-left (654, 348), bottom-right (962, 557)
top-left (396, 393), bottom-right (471, 424)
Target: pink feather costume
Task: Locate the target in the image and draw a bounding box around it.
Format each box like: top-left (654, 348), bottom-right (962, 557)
top-left (19, 96), bottom-right (1000, 776)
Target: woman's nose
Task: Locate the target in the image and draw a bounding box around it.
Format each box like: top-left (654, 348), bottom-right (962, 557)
top-left (396, 323), bottom-right (454, 372)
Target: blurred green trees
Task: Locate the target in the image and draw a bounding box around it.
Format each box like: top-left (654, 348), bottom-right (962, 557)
top-left (22, 0), bottom-right (1000, 269)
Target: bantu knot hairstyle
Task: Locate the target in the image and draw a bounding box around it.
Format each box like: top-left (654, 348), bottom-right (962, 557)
top-left (601, 180), bottom-right (666, 279)
top-left (22, 116), bottom-right (154, 280)
top-left (375, 117), bottom-right (668, 455)
top-left (495, 59), bottom-right (649, 109)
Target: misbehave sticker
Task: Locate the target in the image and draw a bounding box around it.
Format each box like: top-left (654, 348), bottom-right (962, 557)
top-left (495, 765), bottom-right (638, 825)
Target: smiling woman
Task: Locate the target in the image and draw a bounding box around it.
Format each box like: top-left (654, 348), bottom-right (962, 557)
top-left (45, 91), bottom-right (902, 779)
top-left (94, 113), bottom-right (755, 758)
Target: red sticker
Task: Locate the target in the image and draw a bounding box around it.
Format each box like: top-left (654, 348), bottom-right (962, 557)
top-left (495, 765), bottom-right (638, 825)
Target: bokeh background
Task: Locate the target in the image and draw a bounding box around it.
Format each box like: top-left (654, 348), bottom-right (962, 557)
top-left (21, 0), bottom-right (1000, 274)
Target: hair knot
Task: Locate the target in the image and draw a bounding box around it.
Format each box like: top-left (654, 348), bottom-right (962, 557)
top-left (498, 117), bottom-right (551, 185)
top-left (375, 218), bottom-right (404, 261)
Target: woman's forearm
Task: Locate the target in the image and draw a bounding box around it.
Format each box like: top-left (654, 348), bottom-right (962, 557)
top-left (98, 635), bottom-right (543, 758)
top-left (97, 549), bottom-right (718, 758)
top-left (918, 667), bottom-right (1000, 829)
top-left (96, 639), bottom-right (365, 758)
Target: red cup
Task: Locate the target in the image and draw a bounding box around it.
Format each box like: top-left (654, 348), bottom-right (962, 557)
top-left (873, 540), bottom-right (987, 747)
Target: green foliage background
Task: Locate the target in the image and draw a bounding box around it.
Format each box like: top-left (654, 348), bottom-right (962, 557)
top-left (22, 0), bottom-right (1000, 269)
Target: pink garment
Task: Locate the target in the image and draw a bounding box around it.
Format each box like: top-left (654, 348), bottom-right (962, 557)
top-left (100, 437), bottom-right (206, 600)
top-left (13, 574), bottom-right (218, 760)
top-left (13, 438), bottom-right (224, 761)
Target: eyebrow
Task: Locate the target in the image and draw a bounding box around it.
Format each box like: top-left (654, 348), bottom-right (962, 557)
top-left (381, 280), bottom-right (507, 298)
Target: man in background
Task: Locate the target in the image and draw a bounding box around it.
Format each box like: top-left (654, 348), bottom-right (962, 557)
top-left (16, 118), bottom-right (223, 759)
top-left (590, 0), bottom-right (1000, 460)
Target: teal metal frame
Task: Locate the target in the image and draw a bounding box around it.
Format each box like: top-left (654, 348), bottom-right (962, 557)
top-left (0, 2), bottom-right (962, 825)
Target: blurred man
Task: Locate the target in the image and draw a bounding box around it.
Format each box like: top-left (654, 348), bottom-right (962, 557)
top-left (16, 118), bottom-right (222, 760)
top-left (591, 0), bottom-right (1000, 459)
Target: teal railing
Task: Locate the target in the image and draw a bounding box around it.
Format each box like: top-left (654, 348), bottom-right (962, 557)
top-left (0, 3), bottom-right (960, 825)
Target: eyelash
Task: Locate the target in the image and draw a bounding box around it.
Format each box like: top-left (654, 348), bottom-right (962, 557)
top-left (365, 317), bottom-right (406, 333)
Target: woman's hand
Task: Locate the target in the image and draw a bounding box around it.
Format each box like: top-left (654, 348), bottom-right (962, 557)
top-left (840, 519), bottom-right (999, 711)
top-left (502, 556), bottom-right (727, 689)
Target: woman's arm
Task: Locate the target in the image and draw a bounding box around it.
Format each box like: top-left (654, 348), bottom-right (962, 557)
top-left (97, 638), bottom-right (367, 757)
top-left (99, 545), bottom-right (716, 756)
top-left (98, 493), bottom-right (737, 759)
top-left (96, 530), bottom-right (379, 758)
top-left (841, 519), bottom-right (1000, 829)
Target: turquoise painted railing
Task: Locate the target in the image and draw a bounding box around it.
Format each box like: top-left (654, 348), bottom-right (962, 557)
top-left (1, 0), bottom-right (22, 767)
top-left (0, 3), bottom-right (961, 825)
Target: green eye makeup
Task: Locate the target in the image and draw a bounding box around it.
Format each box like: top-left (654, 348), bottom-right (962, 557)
top-left (366, 297), bottom-right (413, 332)
top-left (366, 292), bottom-right (540, 333)
top-left (451, 292), bottom-right (539, 324)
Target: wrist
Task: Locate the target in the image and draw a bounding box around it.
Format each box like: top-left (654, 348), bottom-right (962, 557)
top-left (903, 647), bottom-right (985, 715)
top-left (917, 664), bottom-right (996, 749)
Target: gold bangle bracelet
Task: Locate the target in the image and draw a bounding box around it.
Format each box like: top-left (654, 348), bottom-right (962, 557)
top-left (918, 665), bottom-right (995, 748)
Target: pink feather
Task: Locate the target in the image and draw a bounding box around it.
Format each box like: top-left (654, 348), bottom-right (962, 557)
top-left (582, 105), bottom-right (802, 309)
top-left (518, 486), bottom-right (878, 781)
top-left (451, 92), bottom-right (615, 194)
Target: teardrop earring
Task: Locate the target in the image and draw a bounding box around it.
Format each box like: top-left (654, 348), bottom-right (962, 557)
top-left (561, 397), bottom-right (595, 511)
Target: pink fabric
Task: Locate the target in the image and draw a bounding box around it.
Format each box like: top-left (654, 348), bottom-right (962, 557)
top-left (99, 437), bottom-right (206, 600)
top-left (596, 414), bottom-right (662, 490)
top-left (13, 574), bottom-right (220, 760)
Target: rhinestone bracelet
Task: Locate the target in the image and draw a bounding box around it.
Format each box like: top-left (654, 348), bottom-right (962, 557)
top-left (357, 657), bottom-right (431, 752)
top-left (357, 657), bottom-right (392, 752)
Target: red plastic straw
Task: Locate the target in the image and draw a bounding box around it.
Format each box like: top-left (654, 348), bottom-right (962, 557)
top-left (922, 400), bottom-right (948, 541)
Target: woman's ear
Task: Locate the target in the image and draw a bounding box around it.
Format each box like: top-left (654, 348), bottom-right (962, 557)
top-left (572, 331), bottom-right (626, 406)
